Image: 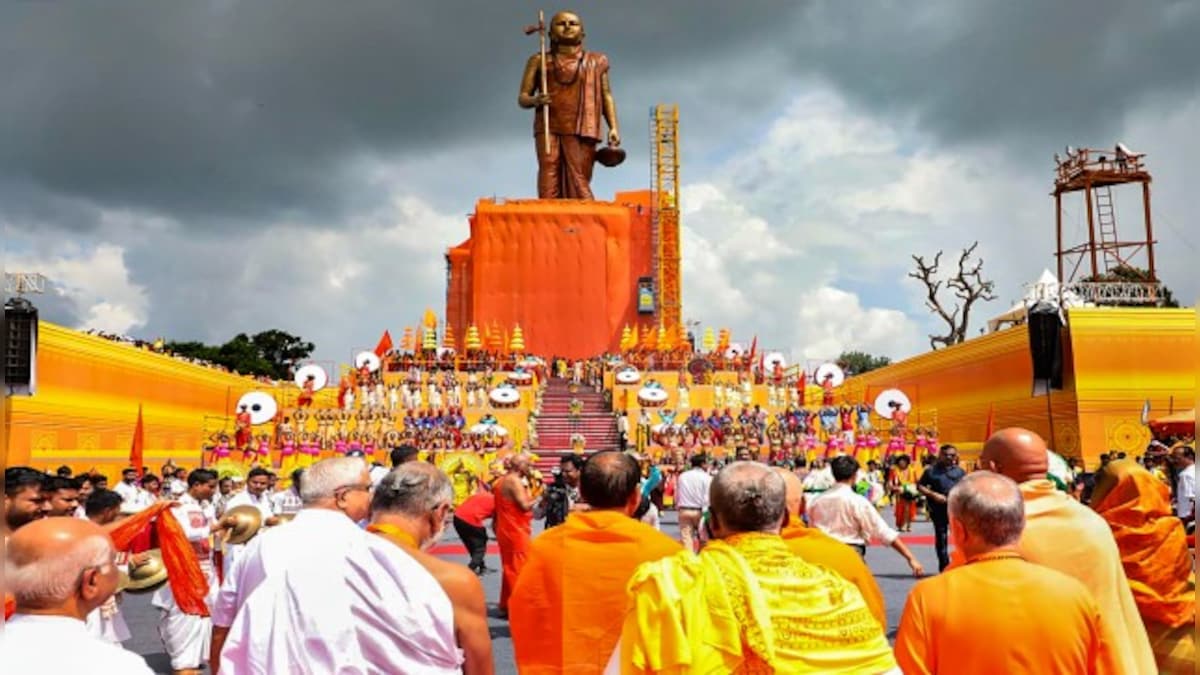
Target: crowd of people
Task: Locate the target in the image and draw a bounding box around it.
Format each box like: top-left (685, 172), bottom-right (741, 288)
top-left (82, 330), bottom-right (277, 383)
top-left (3, 425), bottom-right (1193, 673)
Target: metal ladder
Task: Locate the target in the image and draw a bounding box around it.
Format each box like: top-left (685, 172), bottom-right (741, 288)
top-left (1094, 186), bottom-right (1120, 272)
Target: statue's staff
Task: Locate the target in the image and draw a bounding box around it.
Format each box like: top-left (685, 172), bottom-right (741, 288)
top-left (523, 11), bottom-right (551, 155)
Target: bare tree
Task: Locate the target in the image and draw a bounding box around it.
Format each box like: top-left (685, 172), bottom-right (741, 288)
top-left (909, 241), bottom-right (997, 349)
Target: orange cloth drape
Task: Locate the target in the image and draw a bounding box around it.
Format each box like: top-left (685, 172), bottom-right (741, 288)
top-left (1090, 460), bottom-right (1195, 629)
top-left (109, 502), bottom-right (210, 617)
top-left (4, 593), bottom-right (14, 620)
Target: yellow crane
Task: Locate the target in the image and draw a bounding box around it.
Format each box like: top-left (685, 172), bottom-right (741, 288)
top-left (650, 104), bottom-right (682, 333)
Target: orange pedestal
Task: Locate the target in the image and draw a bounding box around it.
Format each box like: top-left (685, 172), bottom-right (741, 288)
top-left (446, 193), bottom-right (655, 358)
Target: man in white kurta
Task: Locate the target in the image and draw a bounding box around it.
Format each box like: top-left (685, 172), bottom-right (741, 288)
top-left (220, 467), bottom-right (278, 579)
top-left (211, 457), bottom-right (462, 674)
top-left (3, 516), bottom-right (155, 674)
top-left (152, 469), bottom-right (231, 674)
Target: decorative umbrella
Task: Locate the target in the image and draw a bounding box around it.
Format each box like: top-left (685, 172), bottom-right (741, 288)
top-left (464, 325), bottom-right (482, 351)
top-left (509, 324), bottom-right (526, 352)
top-left (702, 327), bottom-right (716, 353)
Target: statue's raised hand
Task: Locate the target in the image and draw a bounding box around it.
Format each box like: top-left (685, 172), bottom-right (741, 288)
top-left (608, 128), bottom-right (621, 147)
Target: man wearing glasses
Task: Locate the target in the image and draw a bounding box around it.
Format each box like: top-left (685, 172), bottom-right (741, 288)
top-left (211, 457), bottom-right (461, 674)
top-left (2, 517), bottom-right (155, 673)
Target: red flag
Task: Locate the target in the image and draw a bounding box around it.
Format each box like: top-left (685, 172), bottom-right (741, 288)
top-left (374, 330), bottom-right (394, 357)
top-left (130, 405), bottom-right (145, 478)
top-left (984, 402), bottom-right (995, 439)
top-left (748, 336), bottom-right (758, 361)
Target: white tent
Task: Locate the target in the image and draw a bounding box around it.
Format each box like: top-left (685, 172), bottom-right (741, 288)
top-left (987, 269), bottom-right (1087, 333)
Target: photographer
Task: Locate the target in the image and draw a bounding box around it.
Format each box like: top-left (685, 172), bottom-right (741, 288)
top-left (541, 455), bottom-right (585, 528)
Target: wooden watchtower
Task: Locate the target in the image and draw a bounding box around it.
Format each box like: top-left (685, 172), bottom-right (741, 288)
top-left (1053, 144), bottom-right (1157, 283)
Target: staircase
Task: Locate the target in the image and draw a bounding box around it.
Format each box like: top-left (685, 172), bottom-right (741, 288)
top-left (531, 378), bottom-right (619, 473)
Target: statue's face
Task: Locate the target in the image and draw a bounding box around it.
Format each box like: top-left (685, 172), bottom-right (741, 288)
top-left (551, 12), bottom-right (583, 44)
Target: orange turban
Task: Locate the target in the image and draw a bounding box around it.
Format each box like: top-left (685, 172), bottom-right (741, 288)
top-left (1091, 460), bottom-right (1195, 628)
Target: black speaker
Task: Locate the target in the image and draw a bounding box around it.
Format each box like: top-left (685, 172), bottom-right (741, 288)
top-left (4, 297), bottom-right (38, 392)
top-left (1027, 301), bottom-right (1063, 396)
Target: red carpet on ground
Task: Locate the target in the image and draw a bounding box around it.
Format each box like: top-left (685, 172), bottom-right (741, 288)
top-left (428, 533), bottom-right (933, 556)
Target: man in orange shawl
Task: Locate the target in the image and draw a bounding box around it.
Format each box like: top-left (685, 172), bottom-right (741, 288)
top-left (510, 452), bottom-right (681, 673)
top-left (967, 428), bottom-right (1156, 674)
top-left (494, 454), bottom-right (538, 617)
top-left (1090, 459), bottom-right (1196, 673)
top-left (895, 471), bottom-right (1120, 674)
top-left (774, 468), bottom-right (886, 628)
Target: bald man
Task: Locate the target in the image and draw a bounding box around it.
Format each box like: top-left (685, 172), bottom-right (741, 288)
top-left (895, 472), bottom-right (1119, 673)
top-left (614, 462), bottom-right (897, 673)
top-left (774, 468), bottom-right (886, 628)
top-left (368, 463), bottom-right (493, 675)
top-left (969, 428), bottom-right (1155, 674)
top-left (494, 454), bottom-right (539, 617)
top-left (1, 518), bottom-right (154, 673)
top-left (510, 451), bottom-right (681, 673)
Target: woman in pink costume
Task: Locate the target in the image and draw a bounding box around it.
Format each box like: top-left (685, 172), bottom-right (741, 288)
top-left (208, 433), bottom-right (233, 465)
top-left (348, 431), bottom-right (363, 455)
top-left (853, 432), bottom-right (870, 461)
top-left (824, 434), bottom-right (844, 459)
top-left (279, 433), bottom-right (298, 475)
top-left (911, 428), bottom-right (931, 463)
top-left (885, 433), bottom-right (906, 463)
top-left (333, 434), bottom-right (349, 457)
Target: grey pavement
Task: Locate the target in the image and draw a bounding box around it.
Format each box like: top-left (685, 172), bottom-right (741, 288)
top-left (122, 509), bottom-right (938, 673)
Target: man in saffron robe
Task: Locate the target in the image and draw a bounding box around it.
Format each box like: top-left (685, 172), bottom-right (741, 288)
top-left (368, 463), bottom-right (493, 675)
top-left (1090, 459), bottom-right (1195, 673)
top-left (961, 428), bottom-right (1156, 674)
top-left (610, 462), bottom-right (897, 674)
top-left (895, 471), bottom-right (1120, 674)
top-left (774, 468), bottom-right (886, 629)
top-left (494, 454), bottom-right (538, 617)
top-left (510, 452), bottom-right (681, 673)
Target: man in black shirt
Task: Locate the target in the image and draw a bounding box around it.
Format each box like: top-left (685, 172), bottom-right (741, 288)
top-left (917, 444), bottom-right (967, 572)
top-left (543, 455), bottom-right (584, 528)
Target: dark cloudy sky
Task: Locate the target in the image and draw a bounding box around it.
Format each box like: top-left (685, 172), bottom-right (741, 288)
top-left (3, 0), bottom-right (1197, 364)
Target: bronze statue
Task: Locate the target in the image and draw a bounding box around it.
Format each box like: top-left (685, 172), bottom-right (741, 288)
top-left (519, 10), bottom-right (621, 200)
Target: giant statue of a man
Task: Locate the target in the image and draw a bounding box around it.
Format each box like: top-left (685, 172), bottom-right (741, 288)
top-left (518, 11), bottom-right (621, 200)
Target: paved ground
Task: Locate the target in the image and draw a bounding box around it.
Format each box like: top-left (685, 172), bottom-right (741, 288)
top-left (122, 508), bottom-right (939, 673)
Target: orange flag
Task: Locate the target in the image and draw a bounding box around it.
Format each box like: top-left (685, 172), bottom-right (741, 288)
top-left (374, 330), bottom-right (394, 357)
top-left (130, 405), bottom-right (145, 478)
top-left (109, 502), bottom-right (210, 616)
top-left (984, 402), bottom-right (995, 439)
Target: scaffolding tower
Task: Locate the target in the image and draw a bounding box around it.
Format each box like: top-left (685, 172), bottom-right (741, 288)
top-left (650, 104), bottom-right (682, 331)
top-left (1053, 145), bottom-right (1157, 283)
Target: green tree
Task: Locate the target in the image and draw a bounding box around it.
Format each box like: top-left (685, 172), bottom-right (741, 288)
top-left (837, 350), bottom-right (892, 375)
top-left (250, 329), bottom-right (316, 379)
top-left (165, 330), bottom-right (314, 379)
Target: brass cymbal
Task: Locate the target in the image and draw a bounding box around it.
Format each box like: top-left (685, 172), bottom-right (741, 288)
top-left (224, 504), bottom-right (264, 545)
top-left (120, 549), bottom-right (168, 593)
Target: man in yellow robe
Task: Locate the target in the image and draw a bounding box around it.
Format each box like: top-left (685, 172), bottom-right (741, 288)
top-left (611, 462), bottom-right (897, 674)
top-left (962, 428), bottom-right (1156, 674)
top-left (774, 467), bottom-right (886, 628)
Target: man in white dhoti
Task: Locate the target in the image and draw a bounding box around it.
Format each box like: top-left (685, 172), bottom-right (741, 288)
top-left (220, 466), bottom-right (279, 579)
top-left (211, 457), bottom-right (462, 675)
top-left (2, 516), bottom-right (155, 674)
top-left (153, 468), bottom-right (235, 675)
top-left (83, 488), bottom-right (134, 643)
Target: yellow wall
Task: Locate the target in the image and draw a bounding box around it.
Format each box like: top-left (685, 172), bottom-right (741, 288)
top-left (5, 323), bottom-right (271, 479)
top-left (847, 307), bottom-right (1196, 467)
top-left (1066, 308), bottom-right (1195, 460)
